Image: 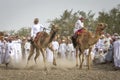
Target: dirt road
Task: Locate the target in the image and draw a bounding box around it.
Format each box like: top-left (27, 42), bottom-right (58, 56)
top-left (0, 59), bottom-right (120, 80)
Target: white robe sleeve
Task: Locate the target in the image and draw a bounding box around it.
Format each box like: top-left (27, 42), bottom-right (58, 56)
top-left (31, 26), bottom-right (34, 37)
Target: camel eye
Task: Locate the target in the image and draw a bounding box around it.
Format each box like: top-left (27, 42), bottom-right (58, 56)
top-left (99, 24), bottom-right (103, 26)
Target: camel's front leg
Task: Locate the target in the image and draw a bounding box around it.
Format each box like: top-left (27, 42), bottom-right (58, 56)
top-left (34, 48), bottom-right (40, 63)
top-left (79, 53), bottom-right (84, 69)
top-left (87, 47), bottom-right (92, 70)
top-left (76, 48), bottom-right (79, 67)
top-left (28, 44), bottom-right (34, 61)
top-left (40, 48), bottom-right (47, 70)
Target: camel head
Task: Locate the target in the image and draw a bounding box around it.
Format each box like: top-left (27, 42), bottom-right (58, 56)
top-left (50, 24), bottom-right (59, 33)
top-left (96, 23), bottom-right (107, 35)
top-left (49, 24), bottom-right (59, 43)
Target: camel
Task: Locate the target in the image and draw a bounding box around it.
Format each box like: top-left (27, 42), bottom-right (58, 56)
top-left (27, 24), bottom-right (59, 69)
top-left (74, 23), bottom-right (107, 70)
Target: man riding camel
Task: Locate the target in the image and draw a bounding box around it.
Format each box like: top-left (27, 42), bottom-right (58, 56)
top-left (72, 16), bottom-right (86, 48)
top-left (31, 18), bottom-right (45, 40)
top-left (30, 18), bottom-right (46, 44)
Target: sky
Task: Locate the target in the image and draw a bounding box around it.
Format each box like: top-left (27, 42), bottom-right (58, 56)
top-left (0, 0), bottom-right (119, 31)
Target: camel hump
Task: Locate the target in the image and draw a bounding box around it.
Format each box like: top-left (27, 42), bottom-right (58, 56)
top-left (76, 28), bottom-right (88, 36)
top-left (34, 31), bottom-right (49, 44)
top-left (36, 31), bottom-right (49, 38)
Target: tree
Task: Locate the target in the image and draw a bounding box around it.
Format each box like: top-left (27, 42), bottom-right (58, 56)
top-left (97, 4), bottom-right (120, 34)
top-left (48, 10), bottom-right (95, 36)
top-left (16, 27), bottom-right (31, 37)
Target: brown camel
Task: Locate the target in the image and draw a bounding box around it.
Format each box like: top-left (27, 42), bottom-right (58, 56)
top-left (28, 24), bottom-right (59, 69)
top-left (75, 23), bottom-right (107, 70)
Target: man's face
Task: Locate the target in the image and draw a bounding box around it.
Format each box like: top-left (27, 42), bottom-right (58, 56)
top-left (79, 17), bottom-right (84, 22)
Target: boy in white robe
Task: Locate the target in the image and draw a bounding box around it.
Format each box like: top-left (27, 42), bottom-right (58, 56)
top-left (58, 39), bottom-right (67, 59)
top-left (46, 47), bottom-right (53, 63)
top-left (66, 39), bottom-right (75, 60)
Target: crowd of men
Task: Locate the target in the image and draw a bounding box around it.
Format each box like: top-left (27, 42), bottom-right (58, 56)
top-left (0, 32), bottom-right (120, 69)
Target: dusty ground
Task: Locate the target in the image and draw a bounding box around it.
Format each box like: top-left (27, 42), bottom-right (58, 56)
top-left (0, 59), bottom-right (120, 80)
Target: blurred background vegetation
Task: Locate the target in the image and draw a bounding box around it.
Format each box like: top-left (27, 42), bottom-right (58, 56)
top-left (3, 4), bottom-right (120, 37)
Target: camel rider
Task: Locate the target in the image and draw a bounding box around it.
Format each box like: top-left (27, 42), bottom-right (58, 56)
top-left (31, 18), bottom-right (45, 40)
top-left (72, 16), bottom-right (85, 48)
top-left (73, 16), bottom-right (85, 37)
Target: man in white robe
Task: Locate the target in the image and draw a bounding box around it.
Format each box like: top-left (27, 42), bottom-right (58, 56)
top-left (12, 36), bottom-right (22, 64)
top-left (113, 36), bottom-right (120, 68)
top-left (1, 39), bottom-right (8, 64)
top-left (0, 40), bottom-right (3, 64)
top-left (31, 18), bottom-right (45, 39)
top-left (51, 37), bottom-right (59, 58)
top-left (58, 40), bottom-right (67, 59)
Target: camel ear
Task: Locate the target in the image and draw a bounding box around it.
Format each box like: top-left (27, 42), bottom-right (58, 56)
top-left (98, 23), bottom-right (103, 26)
top-left (54, 24), bottom-right (60, 30)
top-left (104, 23), bottom-right (108, 27)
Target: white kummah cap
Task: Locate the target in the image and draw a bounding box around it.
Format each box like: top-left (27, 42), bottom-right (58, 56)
top-left (62, 39), bottom-right (65, 42)
top-left (118, 36), bottom-right (120, 39)
top-left (114, 33), bottom-right (119, 36)
top-left (101, 34), bottom-right (105, 38)
top-left (4, 37), bottom-right (8, 39)
top-left (27, 37), bottom-right (31, 40)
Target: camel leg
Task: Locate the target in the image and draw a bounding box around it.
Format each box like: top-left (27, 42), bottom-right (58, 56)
top-left (88, 48), bottom-right (92, 70)
top-left (76, 48), bottom-right (79, 67)
top-left (34, 48), bottom-right (40, 63)
top-left (28, 44), bottom-right (34, 63)
top-left (6, 63), bottom-right (9, 69)
top-left (40, 48), bottom-right (47, 70)
top-left (79, 53), bottom-right (84, 69)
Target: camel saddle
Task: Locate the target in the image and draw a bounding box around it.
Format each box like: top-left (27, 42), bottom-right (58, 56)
top-left (72, 28), bottom-right (87, 48)
top-left (34, 31), bottom-right (49, 45)
top-left (75, 28), bottom-right (87, 36)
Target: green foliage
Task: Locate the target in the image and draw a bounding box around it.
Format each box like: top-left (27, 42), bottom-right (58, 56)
top-left (97, 4), bottom-right (120, 34)
top-left (16, 27), bottom-right (31, 37)
top-left (5, 4), bottom-right (120, 37)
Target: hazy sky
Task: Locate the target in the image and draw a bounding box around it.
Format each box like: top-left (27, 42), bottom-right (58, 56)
top-left (0, 0), bottom-right (119, 31)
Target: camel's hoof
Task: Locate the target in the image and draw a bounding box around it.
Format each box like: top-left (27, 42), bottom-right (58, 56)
top-left (76, 64), bottom-right (78, 67)
top-left (79, 65), bottom-right (82, 70)
top-left (34, 59), bottom-right (37, 64)
top-left (88, 67), bottom-right (91, 70)
top-left (44, 67), bottom-right (48, 71)
top-left (53, 62), bottom-right (57, 66)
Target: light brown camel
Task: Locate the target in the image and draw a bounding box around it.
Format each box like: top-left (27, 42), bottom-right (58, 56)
top-left (75, 23), bottom-right (107, 70)
top-left (28, 24), bottom-right (59, 69)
